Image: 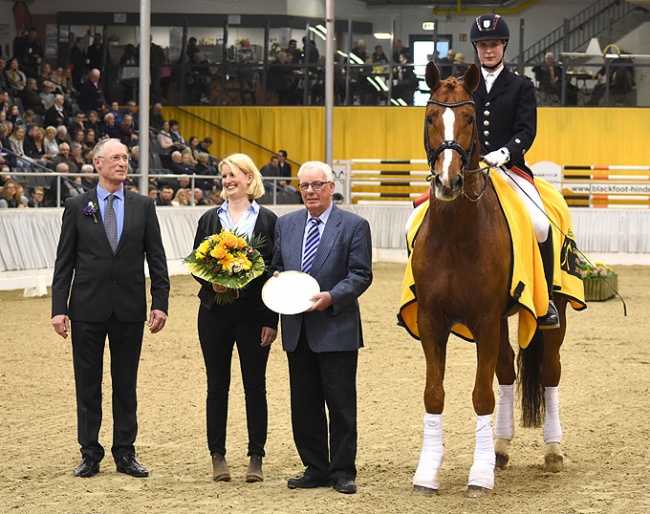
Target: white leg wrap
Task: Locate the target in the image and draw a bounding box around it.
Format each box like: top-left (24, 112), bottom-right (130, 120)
top-left (413, 413), bottom-right (444, 490)
top-left (496, 167), bottom-right (550, 242)
top-left (543, 386), bottom-right (562, 443)
top-left (495, 384), bottom-right (515, 440)
top-left (468, 414), bottom-right (495, 489)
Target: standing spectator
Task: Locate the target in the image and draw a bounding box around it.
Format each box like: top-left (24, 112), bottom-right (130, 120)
top-left (86, 33), bottom-right (112, 76)
top-left (69, 38), bottom-right (87, 90)
top-left (286, 39), bottom-right (302, 64)
top-left (439, 49), bottom-right (456, 79)
top-left (79, 69), bottom-right (107, 115)
top-left (271, 161), bottom-right (373, 494)
top-left (370, 45), bottom-right (388, 64)
top-left (24, 29), bottom-right (45, 77)
top-left (149, 38), bottom-right (166, 99)
top-left (186, 37), bottom-right (200, 64)
top-left (192, 153), bottom-right (278, 482)
top-left (51, 138), bottom-right (169, 479)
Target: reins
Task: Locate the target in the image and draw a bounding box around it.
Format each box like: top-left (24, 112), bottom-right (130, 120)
top-left (425, 97), bottom-right (491, 202)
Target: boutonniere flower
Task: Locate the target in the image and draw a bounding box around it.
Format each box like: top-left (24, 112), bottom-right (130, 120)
top-left (83, 201), bottom-right (98, 223)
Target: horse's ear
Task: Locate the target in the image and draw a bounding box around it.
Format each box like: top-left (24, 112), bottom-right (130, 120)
top-left (463, 63), bottom-right (481, 94)
top-left (425, 61), bottom-right (441, 92)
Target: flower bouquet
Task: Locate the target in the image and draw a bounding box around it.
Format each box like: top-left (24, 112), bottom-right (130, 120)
top-left (579, 259), bottom-right (617, 302)
top-left (184, 229), bottom-right (266, 304)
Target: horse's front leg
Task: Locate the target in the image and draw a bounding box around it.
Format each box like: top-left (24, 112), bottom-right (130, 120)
top-left (542, 295), bottom-right (568, 472)
top-left (413, 318), bottom-right (449, 494)
top-left (467, 321), bottom-right (502, 496)
top-left (495, 318), bottom-right (515, 470)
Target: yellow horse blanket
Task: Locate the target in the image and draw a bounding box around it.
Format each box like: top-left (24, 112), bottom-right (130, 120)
top-left (398, 172), bottom-right (586, 349)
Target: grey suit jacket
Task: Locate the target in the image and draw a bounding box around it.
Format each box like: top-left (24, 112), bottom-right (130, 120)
top-left (51, 188), bottom-right (170, 323)
top-left (271, 204), bottom-right (373, 352)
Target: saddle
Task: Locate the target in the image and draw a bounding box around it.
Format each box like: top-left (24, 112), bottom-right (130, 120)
top-left (398, 171), bottom-right (586, 348)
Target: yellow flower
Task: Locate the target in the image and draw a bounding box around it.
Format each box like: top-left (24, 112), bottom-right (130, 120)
top-left (210, 244), bottom-right (228, 260)
top-left (238, 256), bottom-right (251, 270)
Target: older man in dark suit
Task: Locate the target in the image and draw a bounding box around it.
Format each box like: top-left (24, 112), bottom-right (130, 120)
top-left (51, 138), bottom-right (170, 478)
top-left (271, 161), bottom-right (373, 494)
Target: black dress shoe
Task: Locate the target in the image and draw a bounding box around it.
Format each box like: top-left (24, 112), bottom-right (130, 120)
top-left (538, 300), bottom-right (560, 330)
top-left (115, 455), bottom-right (149, 477)
top-left (73, 457), bottom-right (99, 478)
top-left (287, 473), bottom-right (330, 489)
top-left (333, 477), bottom-right (357, 494)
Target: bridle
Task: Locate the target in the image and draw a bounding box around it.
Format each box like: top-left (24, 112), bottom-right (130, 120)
top-left (424, 97), bottom-right (490, 202)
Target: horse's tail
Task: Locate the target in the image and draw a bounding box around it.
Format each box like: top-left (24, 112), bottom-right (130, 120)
top-left (517, 329), bottom-right (545, 428)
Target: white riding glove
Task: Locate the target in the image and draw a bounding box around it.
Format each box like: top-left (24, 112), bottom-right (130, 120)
top-left (484, 147), bottom-right (510, 168)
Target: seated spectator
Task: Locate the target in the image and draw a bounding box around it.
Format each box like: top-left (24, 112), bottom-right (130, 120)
top-left (156, 185), bottom-right (174, 206)
top-left (121, 100), bottom-right (139, 131)
top-left (193, 187), bottom-right (209, 206)
top-left (0, 179), bottom-right (28, 208)
top-left (5, 57), bottom-right (27, 95)
top-left (51, 142), bottom-right (79, 173)
top-left (119, 114), bottom-right (138, 148)
top-left (157, 120), bottom-right (175, 153)
top-left (187, 135), bottom-right (201, 162)
top-left (0, 125), bottom-right (18, 168)
top-left (234, 38), bottom-right (258, 93)
top-left (44, 126), bottom-right (60, 157)
top-left (453, 53), bottom-right (468, 78)
top-left (40, 81), bottom-right (56, 110)
top-left (68, 110), bottom-right (86, 140)
top-left (24, 126), bottom-right (53, 165)
top-left (83, 128), bottom-right (97, 151)
top-left (171, 187), bottom-right (191, 206)
top-left (44, 94), bottom-right (68, 128)
top-left (148, 184), bottom-right (158, 200)
top-left (86, 110), bottom-right (102, 137)
top-left (259, 155), bottom-right (280, 193)
top-left (533, 52), bottom-right (562, 98)
top-left (169, 150), bottom-right (194, 175)
top-left (28, 187), bottom-right (45, 208)
top-left (8, 125), bottom-right (35, 167)
top-left (71, 126), bottom-right (86, 147)
top-left (585, 57), bottom-right (634, 106)
top-left (69, 142), bottom-right (85, 170)
top-left (169, 119), bottom-right (186, 146)
top-left (108, 101), bottom-right (123, 125)
top-left (49, 161), bottom-right (85, 206)
top-left (194, 152), bottom-right (220, 192)
top-left (129, 145), bottom-right (140, 172)
top-left (55, 125), bottom-right (69, 146)
top-left (80, 163), bottom-right (99, 191)
top-left (102, 112), bottom-right (122, 140)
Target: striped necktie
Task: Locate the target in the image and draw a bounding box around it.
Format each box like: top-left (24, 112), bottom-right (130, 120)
top-left (301, 217), bottom-right (321, 273)
top-left (105, 194), bottom-right (118, 253)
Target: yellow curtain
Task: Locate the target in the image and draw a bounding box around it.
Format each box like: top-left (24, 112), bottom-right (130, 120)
top-left (163, 106), bottom-right (650, 169)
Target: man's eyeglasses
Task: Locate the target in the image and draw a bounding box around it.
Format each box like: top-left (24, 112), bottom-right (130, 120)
top-left (298, 181), bottom-right (331, 192)
top-left (98, 155), bottom-right (130, 163)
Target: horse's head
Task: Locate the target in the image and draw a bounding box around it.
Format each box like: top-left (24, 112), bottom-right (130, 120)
top-left (424, 61), bottom-right (481, 201)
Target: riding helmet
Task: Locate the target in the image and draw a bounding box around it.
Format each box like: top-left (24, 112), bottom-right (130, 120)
top-left (470, 14), bottom-right (510, 43)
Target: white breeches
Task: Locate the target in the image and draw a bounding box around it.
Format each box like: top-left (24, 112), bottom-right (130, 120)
top-left (496, 167), bottom-right (550, 243)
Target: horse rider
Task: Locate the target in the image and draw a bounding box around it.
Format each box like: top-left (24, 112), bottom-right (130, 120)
top-left (470, 13), bottom-right (559, 329)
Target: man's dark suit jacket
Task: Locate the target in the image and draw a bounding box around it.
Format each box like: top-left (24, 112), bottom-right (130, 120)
top-left (52, 188), bottom-right (169, 322)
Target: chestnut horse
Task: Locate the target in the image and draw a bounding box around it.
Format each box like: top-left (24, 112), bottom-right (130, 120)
top-left (411, 62), bottom-right (568, 496)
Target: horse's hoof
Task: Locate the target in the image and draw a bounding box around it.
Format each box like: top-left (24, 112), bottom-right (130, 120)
top-left (466, 485), bottom-right (493, 498)
top-left (544, 453), bottom-right (564, 473)
top-left (495, 452), bottom-right (509, 470)
top-left (413, 485), bottom-right (439, 496)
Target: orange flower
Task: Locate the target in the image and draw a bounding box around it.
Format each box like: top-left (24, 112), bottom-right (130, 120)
top-left (210, 244), bottom-right (228, 260)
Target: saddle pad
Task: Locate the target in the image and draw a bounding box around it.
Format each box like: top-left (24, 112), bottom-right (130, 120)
top-left (398, 172), bottom-right (585, 348)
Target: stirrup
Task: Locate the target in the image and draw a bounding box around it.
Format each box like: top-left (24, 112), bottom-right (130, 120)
top-left (538, 300), bottom-right (560, 330)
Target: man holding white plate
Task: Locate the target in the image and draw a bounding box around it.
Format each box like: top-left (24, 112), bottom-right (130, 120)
top-left (269, 160), bottom-right (373, 494)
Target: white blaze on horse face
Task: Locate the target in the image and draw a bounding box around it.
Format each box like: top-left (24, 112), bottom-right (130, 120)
top-left (438, 107), bottom-right (456, 187)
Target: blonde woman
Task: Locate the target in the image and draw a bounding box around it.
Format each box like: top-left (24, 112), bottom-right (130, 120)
top-left (191, 153), bottom-right (278, 483)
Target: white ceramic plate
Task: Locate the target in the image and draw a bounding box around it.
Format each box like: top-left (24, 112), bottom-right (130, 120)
top-left (262, 271), bottom-right (320, 315)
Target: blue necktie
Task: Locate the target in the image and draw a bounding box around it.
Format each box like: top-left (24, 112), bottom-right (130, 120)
top-left (105, 194), bottom-right (118, 253)
top-left (301, 218), bottom-right (321, 273)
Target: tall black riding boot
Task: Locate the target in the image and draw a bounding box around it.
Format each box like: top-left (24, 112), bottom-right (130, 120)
top-left (537, 227), bottom-right (560, 329)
